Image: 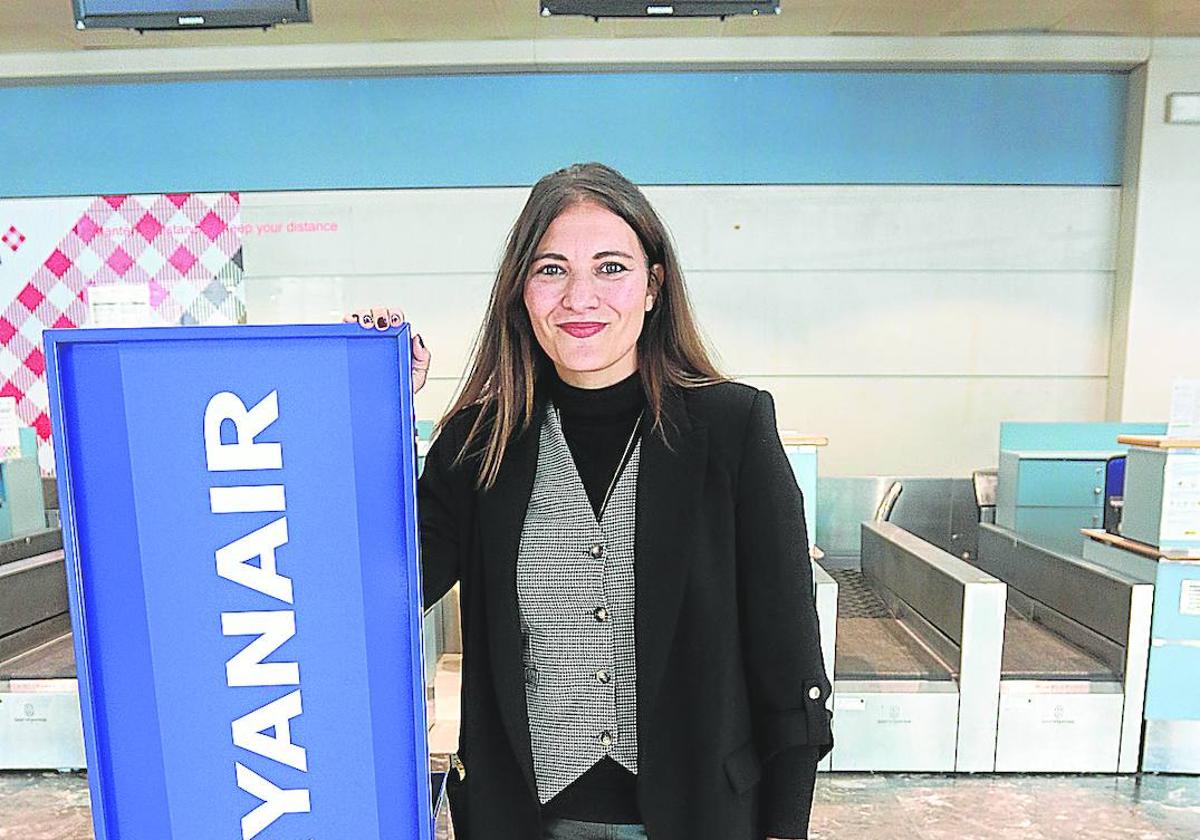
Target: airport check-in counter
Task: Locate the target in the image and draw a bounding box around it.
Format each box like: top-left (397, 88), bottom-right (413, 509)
top-left (976, 523), bottom-right (1153, 772)
top-left (822, 521), bottom-right (1006, 772)
top-left (0, 528), bottom-right (85, 770)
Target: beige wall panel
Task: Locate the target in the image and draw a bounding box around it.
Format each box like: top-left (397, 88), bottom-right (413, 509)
top-left (647, 185), bottom-right (1120, 272)
top-left (753, 375), bottom-right (1109, 476)
top-left (687, 269), bottom-right (1113, 376)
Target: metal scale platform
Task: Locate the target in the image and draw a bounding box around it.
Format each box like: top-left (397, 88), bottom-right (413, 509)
top-left (977, 523), bottom-right (1152, 772)
top-left (821, 521), bottom-right (1006, 772)
top-left (0, 529), bottom-right (86, 770)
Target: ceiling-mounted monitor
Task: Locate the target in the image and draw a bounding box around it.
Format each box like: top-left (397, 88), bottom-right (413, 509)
top-left (539, 1), bottom-right (779, 18)
top-left (73, 0), bottom-right (311, 30)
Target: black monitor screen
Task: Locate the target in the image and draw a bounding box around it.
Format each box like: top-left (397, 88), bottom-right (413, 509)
top-left (75, 0), bottom-right (310, 28)
top-left (82, 0), bottom-right (300, 11)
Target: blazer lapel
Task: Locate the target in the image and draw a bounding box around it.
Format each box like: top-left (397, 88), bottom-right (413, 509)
top-left (635, 386), bottom-right (708, 721)
top-left (476, 403), bottom-right (543, 801)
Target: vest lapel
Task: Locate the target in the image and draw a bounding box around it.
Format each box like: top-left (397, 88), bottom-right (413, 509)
top-left (476, 405), bottom-right (542, 801)
top-left (635, 386), bottom-right (708, 722)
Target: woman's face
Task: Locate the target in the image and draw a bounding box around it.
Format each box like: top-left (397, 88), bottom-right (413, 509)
top-left (524, 201), bottom-right (660, 389)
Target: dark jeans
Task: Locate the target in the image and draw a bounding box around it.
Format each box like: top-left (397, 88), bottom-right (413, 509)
top-left (541, 817), bottom-right (650, 839)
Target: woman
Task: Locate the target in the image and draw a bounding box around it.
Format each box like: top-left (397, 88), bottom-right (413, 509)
top-left (351, 162), bottom-right (832, 840)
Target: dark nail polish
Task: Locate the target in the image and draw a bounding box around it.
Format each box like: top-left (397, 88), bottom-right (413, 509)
top-left (417, 334), bottom-right (425, 349)
top-left (376, 316), bottom-right (387, 329)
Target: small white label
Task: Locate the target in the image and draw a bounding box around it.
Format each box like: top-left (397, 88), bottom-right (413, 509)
top-left (1181, 580), bottom-right (1200, 617)
top-left (87, 283), bottom-right (152, 327)
top-left (1168, 379), bottom-right (1200, 438)
top-left (0, 396), bottom-right (20, 450)
top-left (1162, 453), bottom-right (1200, 543)
top-left (1167, 93), bottom-right (1200, 125)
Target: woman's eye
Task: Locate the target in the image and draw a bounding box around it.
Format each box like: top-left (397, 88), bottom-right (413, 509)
top-left (536, 264), bottom-right (565, 276)
top-left (599, 262), bottom-right (628, 275)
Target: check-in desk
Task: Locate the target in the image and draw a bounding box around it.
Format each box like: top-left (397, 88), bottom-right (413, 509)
top-left (824, 522), bottom-right (1006, 772)
top-left (976, 523), bottom-right (1152, 772)
top-left (992, 422), bottom-right (1168, 557)
top-left (1083, 528), bottom-right (1200, 773)
top-left (996, 450), bottom-right (1117, 557)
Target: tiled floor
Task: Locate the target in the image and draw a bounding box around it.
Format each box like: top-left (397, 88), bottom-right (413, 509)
top-left (3, 655), bottom-right (1199, 839)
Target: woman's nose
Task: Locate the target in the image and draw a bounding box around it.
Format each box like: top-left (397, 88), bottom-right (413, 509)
top-left (560, 271), bottom-right (600, 311)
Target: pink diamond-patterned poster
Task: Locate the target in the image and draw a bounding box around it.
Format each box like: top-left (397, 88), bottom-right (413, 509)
top-left (0, 192), bottom-right (245, 474)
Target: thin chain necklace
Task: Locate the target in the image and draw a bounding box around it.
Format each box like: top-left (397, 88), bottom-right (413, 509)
top-left (554, 405), bottom-right (644, 521)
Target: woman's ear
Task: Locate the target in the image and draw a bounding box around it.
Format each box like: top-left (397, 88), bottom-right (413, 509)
top-left (647, 263), bottom-right (664, 310)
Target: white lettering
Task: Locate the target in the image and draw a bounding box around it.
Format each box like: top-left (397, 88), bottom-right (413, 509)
top-left (216, 518), bottom-right (292, 604)
top-left (210, 485), bottom-right (286, 514)
top-left (232, 689), bottom-right (307, 771)
top-left (221, 611), bottom-right (299, 687)
top-left (209, 390), bottom-right (309, 836)
top-left (204, 391), bottom-right (283, 472)
top-left (235, 761), bottom-right (311, 840)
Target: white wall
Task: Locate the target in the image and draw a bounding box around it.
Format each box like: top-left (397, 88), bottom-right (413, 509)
top-left (241, 184), bottom-right (1119, 476)
top-left (1108, 40), bottom-right (1200, 422)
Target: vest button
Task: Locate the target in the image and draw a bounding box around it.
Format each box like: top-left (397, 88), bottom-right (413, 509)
top-left (589, 543), bottom-right (605, 559)
top-left (593, 606), bottom-right (609, 622)
top-left (599, 730), bottom-right (613, 747)
top-left (596, 669), bottom-right (611, 684)
top-left (808, 685), bottom-right (822, 700)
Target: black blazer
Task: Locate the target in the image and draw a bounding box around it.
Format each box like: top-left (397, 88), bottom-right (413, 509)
top-left (418, 380), bottom-right (833, 840)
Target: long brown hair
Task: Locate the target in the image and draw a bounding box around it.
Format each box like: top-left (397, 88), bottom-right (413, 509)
top-left (440, 161), bottom-right (724, 489)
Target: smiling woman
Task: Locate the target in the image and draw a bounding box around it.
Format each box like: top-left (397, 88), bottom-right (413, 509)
top-left (351, 162), bottom-right (833, 840)
top-left (523, 202), bottom-right (659, 389)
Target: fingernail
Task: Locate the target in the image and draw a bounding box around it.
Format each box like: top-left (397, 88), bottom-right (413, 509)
top-left (417, 334), bottom-right (425, 349)
top-left (376, 316), bottom-right (387, 329)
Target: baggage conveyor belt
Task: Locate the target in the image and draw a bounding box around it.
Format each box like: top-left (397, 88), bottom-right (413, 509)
top-left (829, 568), bottom-right (955, 682)
top-left (0, 632), bottom-right (76, 681)
top-left (1001, 609), bottom-right (1117, 681)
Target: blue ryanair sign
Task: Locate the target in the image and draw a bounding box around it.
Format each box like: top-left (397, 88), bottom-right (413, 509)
top-left (44, 324), bottom-right (434, 840)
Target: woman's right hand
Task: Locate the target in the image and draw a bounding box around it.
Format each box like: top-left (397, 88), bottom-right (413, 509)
top-left (342, 306), bottom-right (431, 394)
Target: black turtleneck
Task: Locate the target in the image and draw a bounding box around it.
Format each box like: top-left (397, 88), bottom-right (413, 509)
top-left (541, 367), bottom-right (645, 824)
top-left (549, 368), bottom-right (646, 518)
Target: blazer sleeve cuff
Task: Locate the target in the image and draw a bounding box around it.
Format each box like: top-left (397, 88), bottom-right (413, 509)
top-left (762, 745), bottom-right (820, 839)
top-left (759, 680), bottom-right (834, 763)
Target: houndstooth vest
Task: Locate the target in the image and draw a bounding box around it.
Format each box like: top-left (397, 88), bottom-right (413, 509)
top-left (516, 399), bottom-right (641, 805)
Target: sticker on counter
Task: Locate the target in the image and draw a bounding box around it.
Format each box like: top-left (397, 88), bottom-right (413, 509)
top-left (1169, 379), bottom-right (1200, 439)
top-left (1162, 453), bottom-right (1200, 543)
top-left (1181, 580), bottom-right (1200, 617)
top-left (87, 282), bottom-right (151, 327)
top-left (0, 396), bottom-right (19, 450)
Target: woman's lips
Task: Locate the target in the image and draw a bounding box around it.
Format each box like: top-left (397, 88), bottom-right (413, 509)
top-left (558, 322), bottom-right (606, 338)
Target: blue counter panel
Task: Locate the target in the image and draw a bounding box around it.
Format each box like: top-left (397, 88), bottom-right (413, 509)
top-left (0, 70), bottom-right (1127, 196)
top-left (44, 324), bottom-right (429, 840)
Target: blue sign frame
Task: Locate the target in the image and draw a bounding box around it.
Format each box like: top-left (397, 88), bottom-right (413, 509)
top-left (44, 323), bottom-right (431, 840)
